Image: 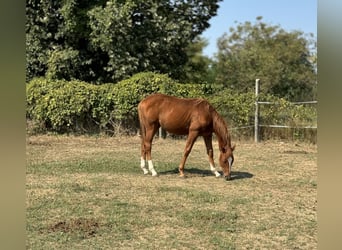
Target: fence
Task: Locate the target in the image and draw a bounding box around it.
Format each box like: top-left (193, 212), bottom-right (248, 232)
top-left (158, 79), bottom-right (317, 142)
top-left (254, 79), bottom-right (317, 142)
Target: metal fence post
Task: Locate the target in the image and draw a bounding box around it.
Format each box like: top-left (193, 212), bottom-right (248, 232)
top-left (255, 79), bottom-right (260, 143)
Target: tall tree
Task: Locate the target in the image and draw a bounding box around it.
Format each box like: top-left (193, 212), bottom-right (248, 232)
top-left (26, 0), bottom-right (222, 83)
top-left (26, 0), bottom-right (106, 82)
top-left (179, 37), bottom-right (215, 84)
top-left (215, 17), bottom-right (317, 101)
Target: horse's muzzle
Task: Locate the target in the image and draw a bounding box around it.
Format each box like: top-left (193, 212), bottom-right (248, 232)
top-left (224, 175), bottom-right (231, 181)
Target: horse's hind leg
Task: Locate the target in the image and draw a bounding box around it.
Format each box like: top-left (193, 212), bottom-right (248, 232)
top-left (140, 139), bottom-right (149, 175)
top-left (144, 124), bottom-right (159, 176)
top-left (204, 135), bottom-right (221, 177)
top-left (139, 115), bottom-right (149, 175)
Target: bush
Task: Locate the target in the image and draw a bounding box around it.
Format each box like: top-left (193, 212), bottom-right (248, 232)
top-left (26, 72), bottom-right (317, 142)
top-left (102, 72), bottom-right (212, 132)
top-left (27, 78), bottom-right (104, 132)
top-left (257, 94), bottom-right (317, 142)
top-left (210, 89), bottom-right (317, 142)
top-left (26, 72), bottom-right (211, 134)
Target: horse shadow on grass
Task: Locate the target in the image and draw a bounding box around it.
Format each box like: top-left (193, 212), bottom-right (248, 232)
top-left (159, 167), bottom-right (253, 181)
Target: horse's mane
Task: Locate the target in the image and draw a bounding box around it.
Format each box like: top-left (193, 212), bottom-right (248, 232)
top-left (191, 98), bottom-right (207, 106)
top-left (212, 110), bottom-right (232, 150)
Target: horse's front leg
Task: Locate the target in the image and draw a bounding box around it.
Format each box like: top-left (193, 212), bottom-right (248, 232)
top-left (203, 135), bottom-right (221, 177)
top-left (179, 131), bottom-right (198, 177)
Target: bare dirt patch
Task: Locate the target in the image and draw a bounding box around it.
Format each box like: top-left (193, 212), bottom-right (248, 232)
top-left (47, 218), bottom-right (100, 238)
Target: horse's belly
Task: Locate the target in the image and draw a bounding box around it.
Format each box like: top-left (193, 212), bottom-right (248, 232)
top-left (159, 120), bottom-right (189, 135)
top-left (161, 125), bottom-right (189, 135)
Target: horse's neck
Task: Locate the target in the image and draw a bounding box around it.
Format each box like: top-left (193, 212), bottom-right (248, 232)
top-left (213, 112), bottom-right (231, 150)
top-left (217, 133), bottom-right (231, 151)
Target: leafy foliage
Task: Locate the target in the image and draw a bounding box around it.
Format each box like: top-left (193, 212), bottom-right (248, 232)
top-left (209, 87), bottom-right (316, 140)
top-left (179, 37), bottom-right (215, 84)
top-left (26, 78), bottom-right (101, 131)
top-left (214, 17), bottom-right (317, 101)
top-left (211, 89), bottom-right (255, 128)
top-left (26, 0), bottom-right (222, 83)
top-left (27, 72), bottom-right (317, 142)
top-left (257, 94), bottom-right (317, 128)
top-left (26, 72), bottom-right (212, 133)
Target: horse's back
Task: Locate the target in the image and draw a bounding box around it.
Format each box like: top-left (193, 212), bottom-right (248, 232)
top-left (138, 93), bottom-right (167, 108)
top-left (139, 93), bottom-right (210, 117)
top-left (138, 94), bottom-right (215, 135)
top-left (138, 93), bottom-right (167, 118)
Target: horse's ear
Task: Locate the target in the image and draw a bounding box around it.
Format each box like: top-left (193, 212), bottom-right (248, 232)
top-left (231, 144), bottom-right (236, 152)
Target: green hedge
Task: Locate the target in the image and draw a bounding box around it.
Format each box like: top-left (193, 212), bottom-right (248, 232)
top-left (26, 72), bottom-right (212, 133)
top-left (27, 78), bottom-right (104, 132)
top-left (211, 89), bottom-right (317, 128)
top-left (211, 89), bottom-right (317, 141)
top-left (26, 72), bottom-right (317, 141)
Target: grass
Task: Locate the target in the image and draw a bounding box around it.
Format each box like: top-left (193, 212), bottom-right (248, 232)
top-left (26, 135), bottom-right (317, 249)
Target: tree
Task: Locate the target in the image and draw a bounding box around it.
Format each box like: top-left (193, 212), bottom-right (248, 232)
top-left (26, 0), bottom-right (108, 82)
top-left (214, 17), bottom-right (317, 101)
top-left (26, 0), bottom-right (222, 83)
top-left (179, 37), bottom-right (215, 84)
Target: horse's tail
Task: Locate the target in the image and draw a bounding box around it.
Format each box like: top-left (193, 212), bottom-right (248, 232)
top-left (138, 102), bottom-right (146, 139)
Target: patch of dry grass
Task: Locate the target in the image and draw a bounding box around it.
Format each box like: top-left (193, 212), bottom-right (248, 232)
top-left (26, 135), bottom-right (317, 249)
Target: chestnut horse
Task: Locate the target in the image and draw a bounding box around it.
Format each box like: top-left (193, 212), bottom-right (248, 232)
top-left (138, 93), bottom-right (235, 180)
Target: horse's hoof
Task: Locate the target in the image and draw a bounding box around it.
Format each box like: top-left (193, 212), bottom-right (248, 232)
top-left (225, 175), bottom-right (231, 181)
top-left (215, 172), bottom-right (221, 178)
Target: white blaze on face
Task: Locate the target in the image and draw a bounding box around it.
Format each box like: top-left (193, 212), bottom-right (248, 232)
top-left (228, 156), bottom-right (233, 173)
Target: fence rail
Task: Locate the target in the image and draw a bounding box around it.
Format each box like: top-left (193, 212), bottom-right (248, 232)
top-left (158, 79), bottom-right (317, 142)
top-left (258, 101), bottom-right (317, 105)
top-left (254, 79), bottom-right (317, 142)
top-left (258, 125), bottom-right (317, 129)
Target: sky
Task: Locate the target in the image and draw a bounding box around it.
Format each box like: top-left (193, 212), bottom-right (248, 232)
top-left (202, 0), bottom-right (317, 57)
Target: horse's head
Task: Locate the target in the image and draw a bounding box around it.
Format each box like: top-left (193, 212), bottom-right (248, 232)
top-left (219, 144), bottom-right (235, 181)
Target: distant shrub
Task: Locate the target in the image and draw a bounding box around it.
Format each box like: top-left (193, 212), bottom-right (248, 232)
top-left (26, 72), bottom-right (316, 142)
top-left (210, 89), bottom-right (317, 141)
top-left (26, 78), bottom-right (104, 132)
top-left (26, 72), bottom-right (210, 134)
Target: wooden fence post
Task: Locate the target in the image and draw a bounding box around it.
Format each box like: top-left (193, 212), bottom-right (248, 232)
top-left (255, 79), bottom-right (260, 143)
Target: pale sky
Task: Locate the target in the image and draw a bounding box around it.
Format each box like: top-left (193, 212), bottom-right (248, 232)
top-left (202, 0), bottom-right (317, 57)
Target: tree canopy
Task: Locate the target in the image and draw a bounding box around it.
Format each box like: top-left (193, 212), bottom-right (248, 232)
top-left (26, 3), bottom-right (317, 102)
top-left (26, 0), bottom-right (222, 83)
top-left (214, 17), bottom-right (317, 101)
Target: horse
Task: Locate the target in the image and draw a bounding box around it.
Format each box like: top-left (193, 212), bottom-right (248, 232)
top-left (138, 93), bottom-right (235, 181)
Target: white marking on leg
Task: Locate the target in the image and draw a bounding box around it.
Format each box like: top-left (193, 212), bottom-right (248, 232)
top-left (210, 163), bottom-right (221, 177)
top-left (148, 160), bottom-right (158, 176)
top-left (141, 157), bottom-right (149, 175)
top-left (228, 157), bottom-right (233, 173)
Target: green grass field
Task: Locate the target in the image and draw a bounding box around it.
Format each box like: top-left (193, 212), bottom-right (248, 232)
top-left (26, 135), bottom-right (317, 249)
